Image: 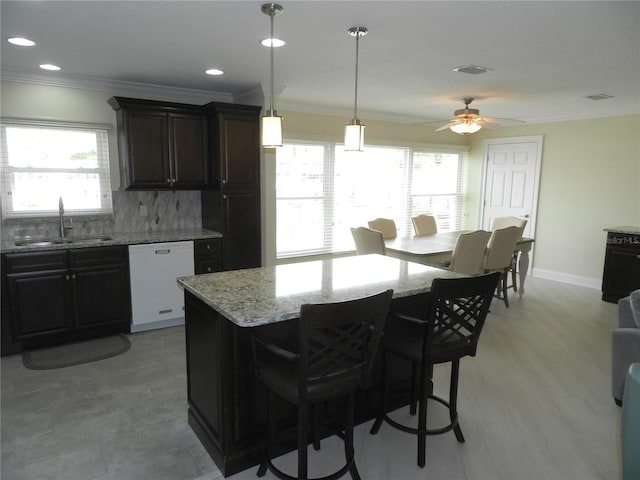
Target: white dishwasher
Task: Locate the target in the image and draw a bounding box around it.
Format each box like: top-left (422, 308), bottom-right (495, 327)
top-left (128, 241), bottom-right (194, 332)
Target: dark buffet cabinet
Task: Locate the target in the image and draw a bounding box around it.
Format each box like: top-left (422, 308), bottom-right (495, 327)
top-left (602, 231), bottom-right (640, 303)
top-left (201, 102), bottom-right (262, 271)
top-left (108, 97), bottom-right (210, 190)
top-left (1, 246), bottom-right (131, 354)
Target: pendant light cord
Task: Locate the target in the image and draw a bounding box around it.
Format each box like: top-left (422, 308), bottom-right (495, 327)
top-left (352, 30), bottom-right (360, 125)
top-left (269, 10), bottom-right (275, 117)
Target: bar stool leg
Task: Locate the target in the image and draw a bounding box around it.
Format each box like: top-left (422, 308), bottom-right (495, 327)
top-left (449, 360), bottom-right (465, 442)
top-left (298, 403), bottom-right (309, 480)
top-left (410, 363), bottom-right (418, 415)
top-left (345, 391), bottom-right (361, 480)
top-left (370, 350), bottom-right (387, 435)
top-left (417, 365), bottom-right (432, 468)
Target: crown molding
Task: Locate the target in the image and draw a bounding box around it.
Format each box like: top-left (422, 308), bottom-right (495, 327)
top-left (1, 67), bottom-right (234, 105)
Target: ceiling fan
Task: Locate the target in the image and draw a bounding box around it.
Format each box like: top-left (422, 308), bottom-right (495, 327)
top-left (430, 97), bottom-right (525, 135)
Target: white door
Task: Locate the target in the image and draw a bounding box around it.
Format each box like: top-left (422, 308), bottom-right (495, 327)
top-left (480, 136), bottom-right (543, 239)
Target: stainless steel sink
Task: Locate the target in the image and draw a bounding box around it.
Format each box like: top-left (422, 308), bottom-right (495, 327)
top-left (14, 236), bottom-right (113, 247)
top-left (14, 239), bottom-right (66, 247)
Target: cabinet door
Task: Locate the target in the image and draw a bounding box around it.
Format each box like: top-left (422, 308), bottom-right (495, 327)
top-left (6, 270), bottom-right (73, 339)
top-left (602, 247), bottom-right (640, 302)
top-left (217, 112), bottom-right (260, 190)
top-left (73, 264), bottom-right (131, 330)
top-left (222, 191), bottom-right (261, 270)
top-left (124, 110), bottom-right (170, 188)
top-left (170, 113), bottom-right (209, 188)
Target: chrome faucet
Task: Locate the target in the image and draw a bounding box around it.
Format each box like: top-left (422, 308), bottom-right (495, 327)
top-left (58, 197), bottom-right (73, 239)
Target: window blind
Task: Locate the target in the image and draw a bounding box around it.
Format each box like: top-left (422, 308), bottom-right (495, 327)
top-left (276, 141), bottom-right (468, 259)
top-left (0, 120), bottom-right (113, 219)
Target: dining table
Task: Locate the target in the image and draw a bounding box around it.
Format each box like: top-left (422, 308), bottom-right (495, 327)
top-left (384, 231), bottom-right (535, 296)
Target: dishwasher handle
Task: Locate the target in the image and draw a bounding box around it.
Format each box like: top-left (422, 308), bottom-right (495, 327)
top-left (155, 249), bottom-right (171, 255)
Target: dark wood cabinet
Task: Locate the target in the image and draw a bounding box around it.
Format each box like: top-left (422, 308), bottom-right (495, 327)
top-left (602, 231), bottom-right (640, 303)
top-left (202, 103), bottom-right (261, 271)
top-left (108, 97), bottom-right (209, 190)
top-left (194, 238), bottom-right (223, 274)
top-left (1, 246), bottom-right (131, 353)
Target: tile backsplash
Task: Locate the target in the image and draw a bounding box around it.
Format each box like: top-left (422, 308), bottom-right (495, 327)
top-left (1, 190), bottom-right (202, 241)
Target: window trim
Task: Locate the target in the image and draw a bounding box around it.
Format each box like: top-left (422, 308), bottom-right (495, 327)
top-left (0, 118), bottom-right (114, 220)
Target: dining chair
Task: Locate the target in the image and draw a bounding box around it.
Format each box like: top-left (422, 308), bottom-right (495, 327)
top-left (369, 273), bottom-right (501, 468)
top-left (411, 214), bottom-right (438, 236)
top-left (351, 227), bottom-right (385, 255)
top-left (483, 226), bottom-right (522, 307)
top-left (367, 218), bottom-right (397, 239)
top-left (251, 289), bottom-right (393, 480)
top-left (449, 230), bottom-right (492, 275)
top-left (490, 216), bottom-right (528, 291)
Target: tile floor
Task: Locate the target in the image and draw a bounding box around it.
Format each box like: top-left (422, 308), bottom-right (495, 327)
top-left (1, 275), bottom-right (622, 480)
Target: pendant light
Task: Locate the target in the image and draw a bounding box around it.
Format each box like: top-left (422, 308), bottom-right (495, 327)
top-left (344, 26), bottom-right (367, 151)
top-left (261, 3), bottom-right (284, 148)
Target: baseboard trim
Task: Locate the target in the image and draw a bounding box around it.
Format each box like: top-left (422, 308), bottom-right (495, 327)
top-left (531, 268), bottom-right (601, 290)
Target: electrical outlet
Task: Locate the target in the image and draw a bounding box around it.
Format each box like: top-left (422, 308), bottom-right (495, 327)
top-left (139, 205), bottom-right (148, 217)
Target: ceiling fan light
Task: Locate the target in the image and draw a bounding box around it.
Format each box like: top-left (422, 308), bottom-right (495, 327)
top-left (450, 121), bottom-right (482, 135)
top-left (344, 122), bottom-right (365, 151)
top-left (261, 114), bottom-right (283, 147)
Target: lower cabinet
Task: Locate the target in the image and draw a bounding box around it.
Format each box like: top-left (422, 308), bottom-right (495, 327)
top-left (602, 232), bottom-right (640, 303)
top-left (194, 238), bottom-right (223, 274)
top-left (1, 246), bottom-right (131, 354)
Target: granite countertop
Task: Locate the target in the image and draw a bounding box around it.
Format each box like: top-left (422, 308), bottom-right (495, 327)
top-left (178, 254), bottom-right (463, 328)
top-left (0, 228), bottom-right (222, 253)
top-left (604, 226), bottom-right (640, 235)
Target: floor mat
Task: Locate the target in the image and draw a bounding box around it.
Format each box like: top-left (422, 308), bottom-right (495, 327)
top-left (22, 334), bottom-right (131, 370)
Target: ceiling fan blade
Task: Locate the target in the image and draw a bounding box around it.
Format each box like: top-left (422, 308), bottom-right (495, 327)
top-left (434, 121), bottom-right (458, 132)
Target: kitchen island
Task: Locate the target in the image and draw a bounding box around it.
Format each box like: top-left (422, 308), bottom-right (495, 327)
top-left (178, 254), bottom-right (462, 476)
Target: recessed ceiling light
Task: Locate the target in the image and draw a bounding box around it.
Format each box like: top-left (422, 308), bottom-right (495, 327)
top-left (205, 68), bottom-right (224, 76)
top-left (7, 37), bottom-right (36, 47)
top-left (452, 65), bottom-right (493, 75)
top-left (261, 38), bottom-right (286, 47)
top-left (39, 64), bottom-right (62, 71)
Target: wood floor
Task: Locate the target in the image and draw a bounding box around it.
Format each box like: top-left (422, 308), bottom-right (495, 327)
top-left (1, 275), bottom-right (621, 480)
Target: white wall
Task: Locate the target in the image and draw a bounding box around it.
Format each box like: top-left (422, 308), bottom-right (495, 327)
top-left (469, 115), bottom-right (640, 287)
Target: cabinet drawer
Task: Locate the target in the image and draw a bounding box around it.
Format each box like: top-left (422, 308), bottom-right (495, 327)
top-left (194, 238), bottom-right (222, 255)
top-left (4, 251), bottom-right (68, 274)
top-left (196, 259), bottom-right (223, 274)
top-left (69, 246), bottom-right (128, 268)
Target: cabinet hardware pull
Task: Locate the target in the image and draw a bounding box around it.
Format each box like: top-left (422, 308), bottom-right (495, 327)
top-left (159, 309), bottom-right (173, 314)
top-left (65, 274), bottom-right (70, 280)
top-left (72, 274), bottom-right (76, 280)
top-left (155, 249), bottom-right (171, 254)
top-left (206, 245), bottom-right (211, 249)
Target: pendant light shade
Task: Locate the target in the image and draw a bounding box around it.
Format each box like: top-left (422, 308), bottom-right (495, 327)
top-left (261, 115), bottom-right (283, 146)
top-left (261, 3), bottom-right (284, 148)
top-left (345, 26), bottom-right (367, 151)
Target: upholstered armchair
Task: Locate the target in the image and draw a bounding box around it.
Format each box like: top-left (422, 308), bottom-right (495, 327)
top-left (612, 290), bottom-right (640, 405)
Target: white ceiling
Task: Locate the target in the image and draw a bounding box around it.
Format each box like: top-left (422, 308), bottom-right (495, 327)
top-left (2, 1), bottom-right (639, 126)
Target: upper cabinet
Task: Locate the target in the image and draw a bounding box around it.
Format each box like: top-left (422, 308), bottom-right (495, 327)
top-left (108, 97), bottom-right (209, 190)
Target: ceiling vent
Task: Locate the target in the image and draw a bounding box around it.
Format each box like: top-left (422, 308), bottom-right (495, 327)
top-left (585, 93), bottom-right (614, 100)
top-left (452, 65), bottom-right (493, 75)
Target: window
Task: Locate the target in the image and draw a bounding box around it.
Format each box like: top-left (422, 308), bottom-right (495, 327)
top-left (276, 141), bottom-right (467, 259)
top-left (0, 120), bottom-right (112, 218)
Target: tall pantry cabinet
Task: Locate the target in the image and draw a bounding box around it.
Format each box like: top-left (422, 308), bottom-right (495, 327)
top-left (201, 103), bottom-right (262, 271)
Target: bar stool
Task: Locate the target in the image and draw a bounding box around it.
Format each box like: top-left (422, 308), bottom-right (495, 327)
top-left (251, 289), bottom-right (393, 480)
top-left (369, 273), bottom-right (500, 468)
